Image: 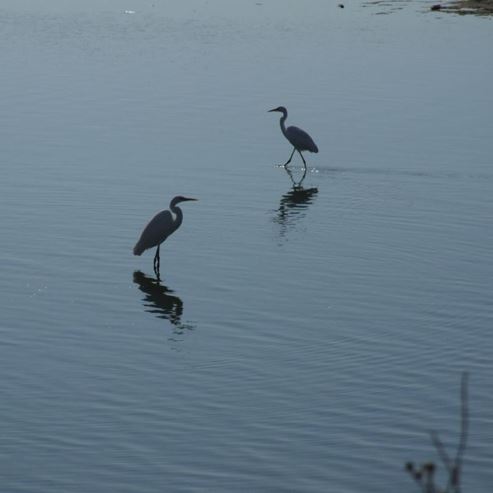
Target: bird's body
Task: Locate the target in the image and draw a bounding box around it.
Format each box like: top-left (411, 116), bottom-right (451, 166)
top-left (133, 209), bottom-right (180, 256)
top-left (133, 195), bottom-right (197, 276)
top-left (284, 125), bottom-right (318, 153)
top-left (269, 106), bottom-right (318, 168)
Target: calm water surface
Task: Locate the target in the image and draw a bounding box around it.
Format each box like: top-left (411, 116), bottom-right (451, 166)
top-left (1, 1), bottom-right (492, 491)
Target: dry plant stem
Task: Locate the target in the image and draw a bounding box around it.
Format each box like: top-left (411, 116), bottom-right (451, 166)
top-left (453, 372), bottom-right (469, 488)
top-left (429, 372), bottom-right (469, 493)
top-left (430, 431), bottom-right (453, 476)
top-left (407, 372), bottom-right (469, 493)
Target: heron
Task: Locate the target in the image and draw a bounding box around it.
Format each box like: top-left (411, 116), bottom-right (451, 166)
top-left (133, 195), bottom-right (197, 276)
top-left (268, 106), bottom-right (318, 169)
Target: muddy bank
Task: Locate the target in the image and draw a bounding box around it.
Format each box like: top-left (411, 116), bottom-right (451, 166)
top-left (435, 0), bottom-right (493, 15)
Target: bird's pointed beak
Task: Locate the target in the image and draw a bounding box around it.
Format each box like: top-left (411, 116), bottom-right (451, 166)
top-left (268, 108), bottom-right (277, 113)
top-left (184, 197), bottom-right (198, 202)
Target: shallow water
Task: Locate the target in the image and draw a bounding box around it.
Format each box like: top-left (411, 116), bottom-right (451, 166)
top-left (1, 1), bottom-right (492, 492)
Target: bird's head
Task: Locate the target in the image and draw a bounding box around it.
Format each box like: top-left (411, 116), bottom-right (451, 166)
top-left (173, 195), bottom-right (198, 204)
top-left (268, 106), bottom-right (287, 115)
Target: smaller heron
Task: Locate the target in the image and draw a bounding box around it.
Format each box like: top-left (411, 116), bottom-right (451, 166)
top-left (269, 106), bottom-right (318, 169)
top-left (133, 195), bottom-right (197, 277)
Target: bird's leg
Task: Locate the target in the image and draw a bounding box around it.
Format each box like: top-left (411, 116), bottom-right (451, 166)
top-left (283, 148), bottom-right (296, 168)
top-left (284, 165), bottom-right (296, 186)
top-left (153, 245), bottom-right (160, 277)
top-left (297, 166), bottom-right (308, 187)
top-left (298, 150), bottom-right (307, 169)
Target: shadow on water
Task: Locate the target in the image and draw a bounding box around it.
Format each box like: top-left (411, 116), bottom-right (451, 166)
top-left (133, 270), bottom-right (194, 334)
top-left (274, 166), bottom-right (319, 240)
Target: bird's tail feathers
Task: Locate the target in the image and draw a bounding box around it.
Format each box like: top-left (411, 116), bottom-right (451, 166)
top-left (133, 242), bottom-right (144, 256)
top-left (313, 144), bottom-right (319, 153)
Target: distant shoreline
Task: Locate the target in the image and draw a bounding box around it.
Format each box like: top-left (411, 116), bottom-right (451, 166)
top-left (444, 0), bottom-right (493, 14)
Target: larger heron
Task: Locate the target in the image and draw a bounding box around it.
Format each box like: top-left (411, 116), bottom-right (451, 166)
top-left (133, 195), bottom-right (197, 276)
top-left (269, 106), bottom-right (318, 168)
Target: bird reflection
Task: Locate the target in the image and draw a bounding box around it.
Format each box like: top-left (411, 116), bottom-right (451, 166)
top-left (274, 166), bottom-right (318, 239)
top-left (133, 271), bottom-right (193, 333)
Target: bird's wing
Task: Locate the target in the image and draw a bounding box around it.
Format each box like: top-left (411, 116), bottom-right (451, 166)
top-left (134, 210), bottom-right (174, 255)
top-left (286, 126), bottom-right (318, 153)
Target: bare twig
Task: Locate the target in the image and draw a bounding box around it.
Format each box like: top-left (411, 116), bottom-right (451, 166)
top-left (430, 430), bottom-right (453, 475)
top-left (405, 372), bottom-right (470, 493)
top-left (452, 371), bottom-right (469, 490)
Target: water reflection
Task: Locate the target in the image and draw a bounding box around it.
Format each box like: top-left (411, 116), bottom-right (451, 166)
top-left (274, 167), bottom-right (318, 240)
top-left (284, 165), bottom-right (308, 188)
top-left (133, 271), bottom-right (194, 333)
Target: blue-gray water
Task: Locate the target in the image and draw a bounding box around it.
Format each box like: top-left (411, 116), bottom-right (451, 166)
top-left (1, 1), bottom-right (492, 491)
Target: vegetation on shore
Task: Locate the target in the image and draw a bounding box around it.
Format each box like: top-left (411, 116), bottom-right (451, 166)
top-left (437, 0), bottom-right (493, 15)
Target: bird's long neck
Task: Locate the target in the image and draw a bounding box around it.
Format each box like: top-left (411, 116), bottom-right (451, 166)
top-left (279, 110), bottom-right (288, 137)
top-left (169, 203), bottom-right (183, 233)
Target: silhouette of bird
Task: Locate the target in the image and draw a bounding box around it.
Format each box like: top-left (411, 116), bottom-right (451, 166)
top-left (133, 195), bottom-right (197, 276)
top-left (133, 270), bottom-right (186, 329)
top-left (269, 106), bottom-right (318, 168)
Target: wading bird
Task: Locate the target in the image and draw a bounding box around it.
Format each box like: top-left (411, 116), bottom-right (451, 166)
top-left (268, 106), bottom-right (318, 168)
top-left (133, 195), bottom-right (197, 276)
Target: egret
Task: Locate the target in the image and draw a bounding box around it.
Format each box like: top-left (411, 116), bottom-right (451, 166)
top-left (133, 195), bottom-right (197, 276)
top-left (268, 106), bottom-right (318, 168)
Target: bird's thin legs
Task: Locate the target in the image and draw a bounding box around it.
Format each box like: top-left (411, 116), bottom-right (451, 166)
top-left (282, 148), bottom-right (306, 169)
top-left (153, 245), bottom-right (160, 277)
top-left (284, 161), bottom-right (307, 188)
top-left (298, 150), bottom-right (307, 169)
top-left (283, 148), bottom-right (296, 167)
